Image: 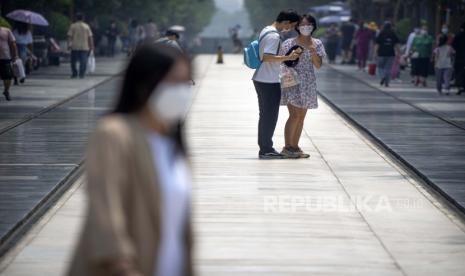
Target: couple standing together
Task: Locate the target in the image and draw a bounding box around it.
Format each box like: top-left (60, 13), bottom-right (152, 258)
top-left (252, 10), bottom-right (326, 160)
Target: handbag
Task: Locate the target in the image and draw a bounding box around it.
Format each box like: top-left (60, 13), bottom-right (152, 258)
top-left (12, 59), bottom-right (26, 80)
top-left (87, 51), bottom-right (96, 73)
top-left (280, 66), bottom-right (299, 89)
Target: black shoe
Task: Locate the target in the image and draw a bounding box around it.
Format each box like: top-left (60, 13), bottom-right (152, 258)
top-left (71, 75), bottom-right (77, 79)
top-left (259, 150), bottom-right (285, 160)
top-left (3, 91), bottom-right (11, 101)
top-left (457, 90), bottom-right (463, 95)
top-left (380, 78), bottom-right (385, 86)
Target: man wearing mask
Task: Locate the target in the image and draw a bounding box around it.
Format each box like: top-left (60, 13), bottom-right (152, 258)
top-left (252, 10), bottom-right (300, 159)
top-left (436, 24), bottom-right (454, 46)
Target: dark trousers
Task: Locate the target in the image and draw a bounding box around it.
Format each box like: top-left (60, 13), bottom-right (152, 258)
top-left (455, 61), bottom-right (465, 91)
top-left (253, 81), bottom-right (281, 154)
top-left (71, 50), bottom-right (89, 78)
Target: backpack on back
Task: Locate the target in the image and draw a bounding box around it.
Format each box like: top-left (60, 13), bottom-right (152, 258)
top-left (243, 30), bottom-right (278, 69)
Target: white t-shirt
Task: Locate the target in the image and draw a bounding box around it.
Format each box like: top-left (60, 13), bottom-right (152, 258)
top-left (147, 132), bottom-right (191, 276)
top-left (252, 26), bottom-right (281, 83)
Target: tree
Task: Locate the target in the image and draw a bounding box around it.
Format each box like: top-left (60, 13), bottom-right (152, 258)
top-left (245, 0), bottom-right (333, 29)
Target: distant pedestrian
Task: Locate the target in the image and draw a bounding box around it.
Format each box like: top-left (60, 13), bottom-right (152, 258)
top-left (252, 10), bottom-right (300, 159)
top-left (354, 22), bottom-right (373, 71)
top-left (405, 27), bottom-right (420, 83)
top-left (375, 22), bottom-right (400, 87)
top-left (144, 18), bottom-right (159, 42)
top-left (452, 22), bottom-right (465, 95)
top-left (12, 22), bottom-right (32, 82)
top-left (67, 13), bottom-right (94, 79)
top-left (411, 25), bottom-right (433, 87)
top-left (0, 26), bottom-right (19, 101)
top-left (156, 30), bottom-right (182, 52)
top-left (67, 44), bottom-right (194, 276)
top-left (105, 21), bottom-right (119, 57)
top-left (436, 23), bottom-right (454, 46)
top-left (279, 14), bottom-right (326, 159)
top-left (325, 24), bottom-right (340, 64)
top-left (128, 19), bottom-right (145, 55)
top-left (433, 35), bottom-right (455, 95)
top-left (340, 19), bottom-right (356, 64)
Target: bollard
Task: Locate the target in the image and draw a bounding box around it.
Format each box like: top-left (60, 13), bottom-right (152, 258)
top-left (216, 46), bottom-right (224, 64)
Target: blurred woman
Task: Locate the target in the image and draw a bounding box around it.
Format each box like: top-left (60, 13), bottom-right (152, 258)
top-left (375, 22), bottom-right (400, 87)
top-left (411, 25), bottom-right (433, 87)
top-left (324, 23), bottom-right (340, 64)
top-left (354, 21), bottom-right (373, 71)
top-left (67, 44), bottom-right (194, 276)
top-left (279, 14), bottom-right (326, 158)
top-left (12, 22), bottom-right (32, 83)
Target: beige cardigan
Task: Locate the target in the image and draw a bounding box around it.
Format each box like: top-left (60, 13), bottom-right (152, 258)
top-left (67, 114), bottom-right (193, 276)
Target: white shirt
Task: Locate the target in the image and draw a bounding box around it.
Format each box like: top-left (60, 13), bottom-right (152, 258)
top-left (13, 30), bottom-right (33, 45)
top-left (147, 132), bottom-right (191, 276)
top-left (405, 31), bottom-right (416, 55)
top-left (252, 25), bottom-right (282, 83)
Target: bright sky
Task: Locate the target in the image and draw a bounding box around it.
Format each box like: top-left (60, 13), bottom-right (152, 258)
top-left (215, 0), bottom-right (244, 13)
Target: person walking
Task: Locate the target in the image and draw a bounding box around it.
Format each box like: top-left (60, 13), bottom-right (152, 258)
top-left (452, 22), bottom-right (465, 95)
top-left (340, 19), bottom-right (356, 64)
top-left (411, 25), bottom-right (433, 87)
top-left (354, 22), bottom-right (373, 71)
top-left (106, 21), bottom-right (119, 57)
top-left (12, 22), bottom-right (32, 83)
top-left (433, 35), bottom-right (455, 95)
top-left (405, 27), bottom-right (420, 83)
top-left (252, 10), bottom-right (300, 159)
top-left (0, 26), bottom-right (19, 101)
top-left (67, 13), bottom-right (94, 79)
top-left (279, 14), bottom-right (326, 158)
top-left (144, 18), bottom-right (159, 42)
top-left (324, 24), bottom-right (340, 64)
top-left (375, 22), bottom-right (400, 87)
top-left (67, 44), bottom-right (194, 276)
top-left (156, 30), bottom-right (182, 52)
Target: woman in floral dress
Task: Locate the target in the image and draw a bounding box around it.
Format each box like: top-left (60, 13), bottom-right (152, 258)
top-left (280, 14), bottom-right (326, 158)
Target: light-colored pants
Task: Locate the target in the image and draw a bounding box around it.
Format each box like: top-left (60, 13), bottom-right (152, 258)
top-left (377, 56), bottom-right (395, 84)
top-left (436, 68), bottom-right (452, 92)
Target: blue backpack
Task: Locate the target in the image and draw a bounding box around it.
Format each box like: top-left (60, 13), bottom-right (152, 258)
top-left (243, 30), bottom-right (279, 69)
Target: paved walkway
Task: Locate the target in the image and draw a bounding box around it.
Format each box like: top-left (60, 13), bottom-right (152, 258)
top-left (1, 55), bottom-right (465, 275)
top-left (321, 65), bottom-right (465, 212)
top-left (0, 57), bottom-right (125, 248)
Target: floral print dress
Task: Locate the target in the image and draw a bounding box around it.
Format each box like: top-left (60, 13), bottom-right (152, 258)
top-left (280, 38), bottom-right (326, 109)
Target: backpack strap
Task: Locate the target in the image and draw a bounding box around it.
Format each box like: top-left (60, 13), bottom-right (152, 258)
top-left (258, 30), bottom-right (281, 60)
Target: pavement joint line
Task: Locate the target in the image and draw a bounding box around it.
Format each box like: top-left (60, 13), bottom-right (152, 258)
top-left (317, 87), bottom-right (465, 218)
top-left (323, 100), bottom-right (465, 232)
top-left (327, 65), bottom-right (465, 132)
top-left (0, 155), bottom-right (84, 258)
top-left (0, 73), bottom-right (122, 135)
top-left (0, 176), bottom-right (84, 273)
top-left (303, 123), bottom-right (408, 276)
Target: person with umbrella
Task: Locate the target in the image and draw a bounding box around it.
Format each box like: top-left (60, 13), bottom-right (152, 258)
top-left (12, 22), bottom-right (33, 83)
top-left (0, 25), bottom-right (19, 101)
top-left (67, 13), bottom-right (94, 78)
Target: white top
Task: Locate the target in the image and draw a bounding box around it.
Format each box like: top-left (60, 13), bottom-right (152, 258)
top-left (434, 45), bottom-right (454, 69)
top-left (252, 25), bottom-right (282, 83)
top-left (13, 30), bottom-right (33, 45)
top-left (405, 31), bottom-right (416, 55)
top-left (147, 132), bottom-right (191, 276)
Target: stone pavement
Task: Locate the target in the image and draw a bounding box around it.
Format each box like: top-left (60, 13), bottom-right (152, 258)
top-left (0, 57), bottom-right (125, 250)
top-left (320, 64), bottom-right (465, 213)
top-left (1, 55), bottom-right (464, 275)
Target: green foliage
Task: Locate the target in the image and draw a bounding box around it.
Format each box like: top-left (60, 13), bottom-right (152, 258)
top-left (48, 12), bottom-right (70, 40)
top-left (0, 17), bottom-right (11, 29)
top-left (245, 0), bottom-right (332, 30)
top-left (396, 18), bottom-right (412, 43)
top-left (2, 0), bottom-right (214, 39)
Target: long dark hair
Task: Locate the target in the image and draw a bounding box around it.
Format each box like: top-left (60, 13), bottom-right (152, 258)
top-left (114, 43), bottom-right (191, 155)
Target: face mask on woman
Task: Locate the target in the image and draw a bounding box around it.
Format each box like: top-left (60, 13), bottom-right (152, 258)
top-left (149, 82), bottom-right (193, 127)
top-left (299, 25), bottom-right (313, 36)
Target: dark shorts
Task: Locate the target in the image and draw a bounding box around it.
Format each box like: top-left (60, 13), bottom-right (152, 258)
top-left (0, 59), bottom-right (13, 80)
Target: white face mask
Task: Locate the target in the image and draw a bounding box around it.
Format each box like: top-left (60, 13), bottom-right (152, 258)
top-left (299, 25), bottom-right (313, 36)
top-left (442, 28), bottom-right (448, 34)
top-left (149, 82), bottom-right (193, 127)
